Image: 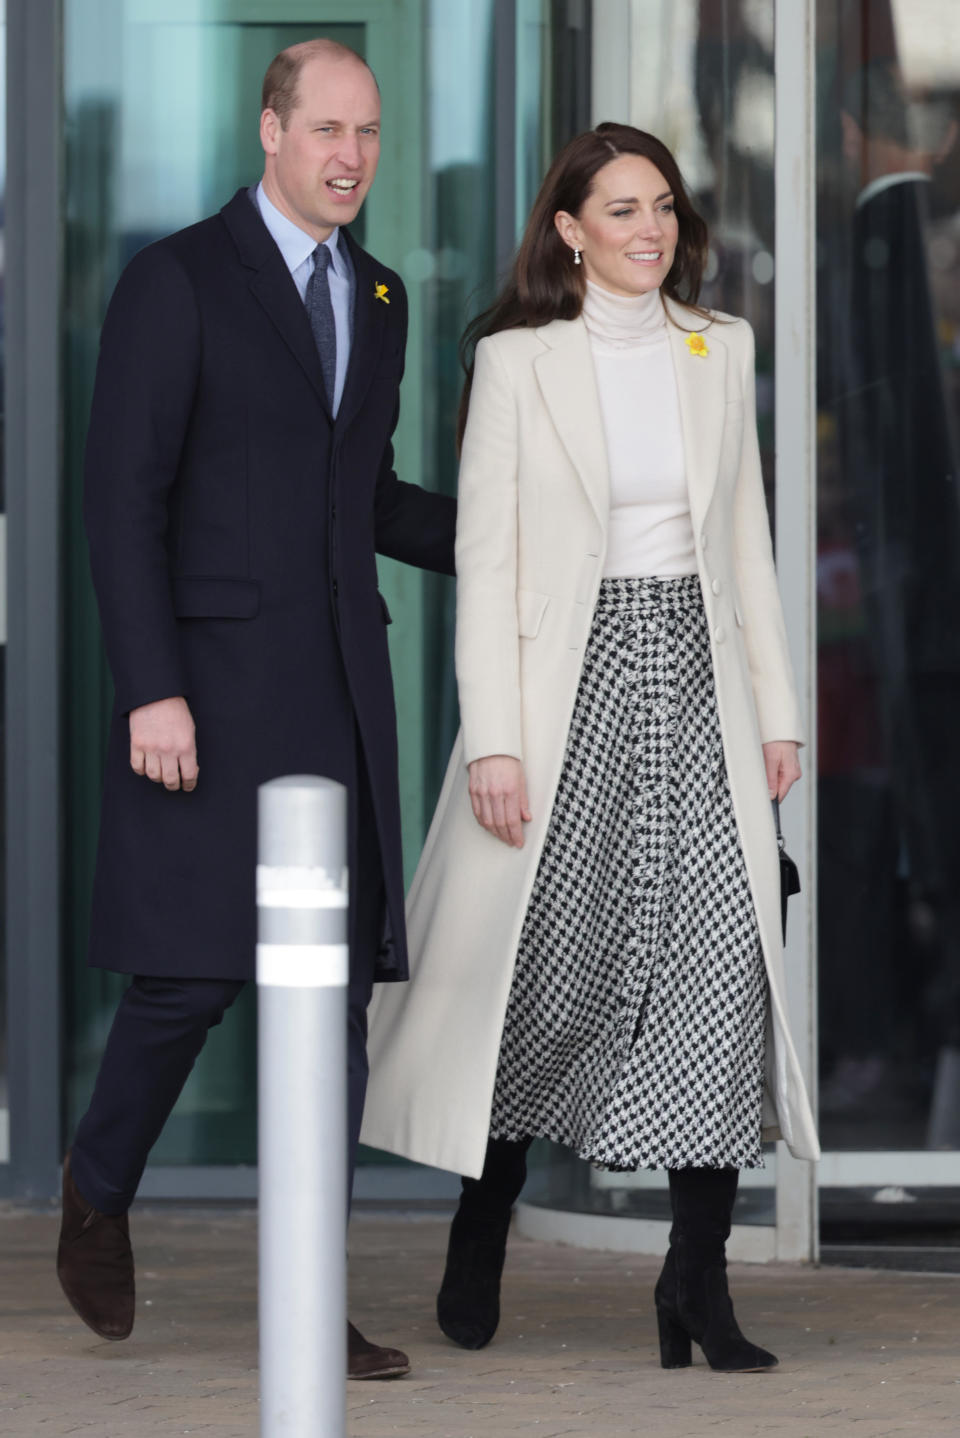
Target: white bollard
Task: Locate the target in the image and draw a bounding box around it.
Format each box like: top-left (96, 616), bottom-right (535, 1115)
top-left (257, 775), bottom-right (348, 1437)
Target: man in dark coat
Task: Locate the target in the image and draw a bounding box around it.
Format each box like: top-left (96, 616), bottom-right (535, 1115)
top-left (55, 39), bottom-right (455, 1378)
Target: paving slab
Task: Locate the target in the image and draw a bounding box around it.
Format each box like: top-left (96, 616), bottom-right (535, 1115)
top-left (2, 1205), bottom-right (959, 1436)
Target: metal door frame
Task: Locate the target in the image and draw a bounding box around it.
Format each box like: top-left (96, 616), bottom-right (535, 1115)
top-left (1, 0), bottom-right (64, 1202)
top-left (773, 0), bottom-right (818, 1264)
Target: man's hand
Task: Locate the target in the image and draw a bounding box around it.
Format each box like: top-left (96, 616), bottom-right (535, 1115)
top-left (468, 755), bottom-right (532, 848)
top-left (129, 696), bottom-right (198, 792)
top-left (762, 740), bottom-right (801, 803)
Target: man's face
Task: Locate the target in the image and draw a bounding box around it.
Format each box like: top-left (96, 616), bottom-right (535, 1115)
top-left (260, 55), bottom-right (381, 240)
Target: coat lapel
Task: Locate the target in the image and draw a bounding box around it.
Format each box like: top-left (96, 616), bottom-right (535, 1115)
top-left (220, 189), bottom-right (330, 414)
top-left (335, 232), bottom-right (387, 433)
top-left (533, 317), bottom-right (609, 528)
top-left (664, 296), bottom-right (728, 532)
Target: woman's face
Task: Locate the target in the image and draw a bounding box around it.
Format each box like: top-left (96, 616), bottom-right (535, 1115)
top-left (556, 154), bottom-right (680, 297)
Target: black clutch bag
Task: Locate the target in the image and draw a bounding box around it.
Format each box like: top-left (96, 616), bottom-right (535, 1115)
top-left (772, 799), bottom-right (801, 942)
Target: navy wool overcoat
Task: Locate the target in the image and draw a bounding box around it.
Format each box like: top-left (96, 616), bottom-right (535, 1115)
top-left (83, 188), bottom-right (455, 982)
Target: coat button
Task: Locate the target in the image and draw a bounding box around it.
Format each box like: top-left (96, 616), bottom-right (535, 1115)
top-left (711, 578), bottom-right (722, 595)
top-left (714, 624), bottom-right (725, 643)
top-left (332, 579), bottom-right (339, 597)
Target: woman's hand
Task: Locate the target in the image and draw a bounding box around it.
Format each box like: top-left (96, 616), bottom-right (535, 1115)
top-left (468, 756), bottom-right (532, 848)
top-left (762, 741), bottom-right (802, 803)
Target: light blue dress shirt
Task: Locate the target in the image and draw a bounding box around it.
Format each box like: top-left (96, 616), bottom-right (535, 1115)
top-left (255, 180), bottom-right (353, 416)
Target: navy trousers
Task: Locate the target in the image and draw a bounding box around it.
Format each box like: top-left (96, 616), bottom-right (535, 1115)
top-left (71, 760), bottom-right (384, 1217)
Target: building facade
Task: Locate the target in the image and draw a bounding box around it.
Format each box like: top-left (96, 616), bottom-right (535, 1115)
top-left (3, 0), bottom-right (960, 1269)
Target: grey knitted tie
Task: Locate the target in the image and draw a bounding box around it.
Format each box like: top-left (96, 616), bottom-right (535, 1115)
top-left (305, 243), bottom-right (337, 409)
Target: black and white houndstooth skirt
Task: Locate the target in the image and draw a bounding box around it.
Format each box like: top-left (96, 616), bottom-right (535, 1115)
top-left (489, 575), bottom-right (767, 1171)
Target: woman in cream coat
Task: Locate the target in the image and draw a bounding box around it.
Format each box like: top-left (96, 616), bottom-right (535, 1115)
top-left (362, 124), bottom-right (819, 1373)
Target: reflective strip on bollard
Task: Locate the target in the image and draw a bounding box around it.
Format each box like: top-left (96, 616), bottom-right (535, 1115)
top-left (256, 942), bottom-right (348, 988)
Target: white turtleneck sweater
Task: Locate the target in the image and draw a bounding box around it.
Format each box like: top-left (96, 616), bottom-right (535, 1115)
top-left (582, 280), bottom-right (697, 579)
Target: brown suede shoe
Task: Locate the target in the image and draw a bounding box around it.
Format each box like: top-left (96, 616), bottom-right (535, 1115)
top-left (56, 1152), bottom-right (135, 1341)
top-left (347, 1320), bottom-right (410, 1379)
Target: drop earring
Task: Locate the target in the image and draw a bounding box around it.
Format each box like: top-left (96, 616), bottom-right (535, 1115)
top-left (573, 248), bottom-right (582, 266)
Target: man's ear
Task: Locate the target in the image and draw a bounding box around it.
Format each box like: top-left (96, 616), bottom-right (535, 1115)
top-left (260, 108), bottom-right (282, 156)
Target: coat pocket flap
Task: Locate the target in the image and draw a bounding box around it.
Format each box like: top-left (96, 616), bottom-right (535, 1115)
top-left (517, 588), bottom-right (550, 638)
top-left (172, 576), bottom-right (261, 619)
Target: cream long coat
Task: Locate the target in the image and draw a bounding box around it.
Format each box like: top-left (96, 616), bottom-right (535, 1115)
top-left (361, 298), bottom-right (821, 1177)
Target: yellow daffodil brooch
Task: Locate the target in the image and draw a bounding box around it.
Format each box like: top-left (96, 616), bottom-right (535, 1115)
top-left (686, 332), bottom-right (708, 357)
top-left (374, 282), bottom-right (390, 304)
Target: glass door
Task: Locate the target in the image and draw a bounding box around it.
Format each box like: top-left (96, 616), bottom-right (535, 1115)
top-left (815, 0), bottom-right (960, 1266)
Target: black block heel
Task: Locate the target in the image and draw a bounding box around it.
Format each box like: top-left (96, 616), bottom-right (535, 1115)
top-left (656, 1304), bottom-right (693, 1368)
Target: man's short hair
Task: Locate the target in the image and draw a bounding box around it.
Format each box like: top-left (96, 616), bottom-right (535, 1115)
top-left (261, 38), bottom-right (378, 130)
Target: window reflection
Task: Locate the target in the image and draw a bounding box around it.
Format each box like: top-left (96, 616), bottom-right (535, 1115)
top-left (817, 0), bottom-right (960, 1150)
top-left (628, 0), bottom-right (777, 511)
top-left (421, 0), bottom-right (497, 805)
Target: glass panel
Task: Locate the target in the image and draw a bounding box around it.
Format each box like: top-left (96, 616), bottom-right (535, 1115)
top-left (0, 0), bottom-right (7, 1165)
top-left (385, 0), bottom-right (497, 849)
top-left (354, 0), bottom-right (499, 1176)
top-left (515, 0), bottom-right (551, 229)
top-left (816, 0), bottom-right (960, 1188)
top-left (524, 0), bottom-right (778, 1230)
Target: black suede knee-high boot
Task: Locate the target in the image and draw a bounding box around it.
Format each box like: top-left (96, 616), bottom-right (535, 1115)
top-left (436, 1136), bottom-right (532, 1349)
top-left (654, 1167), bottom-right (778, 1372)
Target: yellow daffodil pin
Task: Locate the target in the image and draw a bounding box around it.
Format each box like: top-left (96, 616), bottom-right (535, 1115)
top-left (686, 332), bottom-right (708, 357)
top-left (374, 282), bottom-right (390, 304)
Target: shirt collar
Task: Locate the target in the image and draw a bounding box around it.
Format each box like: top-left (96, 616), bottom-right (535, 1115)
top-left (856, 170), bottom-right (931, 210)
top-left (255, 180), bottom-right (345, 275)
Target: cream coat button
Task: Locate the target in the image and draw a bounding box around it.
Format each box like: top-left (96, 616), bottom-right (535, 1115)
top-left (711, 578), bottom-right (722, 595)
top-left (714, 625), bottom-right (726, 643)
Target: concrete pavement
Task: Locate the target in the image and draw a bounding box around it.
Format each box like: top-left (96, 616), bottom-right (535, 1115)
top-left (2, 1204), bottom-right (959, 1436)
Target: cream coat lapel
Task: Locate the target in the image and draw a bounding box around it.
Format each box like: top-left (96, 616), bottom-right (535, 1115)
top-left (665, 299), bottom-right (728, 533)
top-left (533, 317), bottom-right (609, 529)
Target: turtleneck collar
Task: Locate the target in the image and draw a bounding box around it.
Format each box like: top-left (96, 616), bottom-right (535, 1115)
top-left (581, 279), bottom-right (666, 351)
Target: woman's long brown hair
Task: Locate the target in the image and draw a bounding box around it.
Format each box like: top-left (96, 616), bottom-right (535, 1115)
top-left (456, 123), bottom-right (710, 448)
